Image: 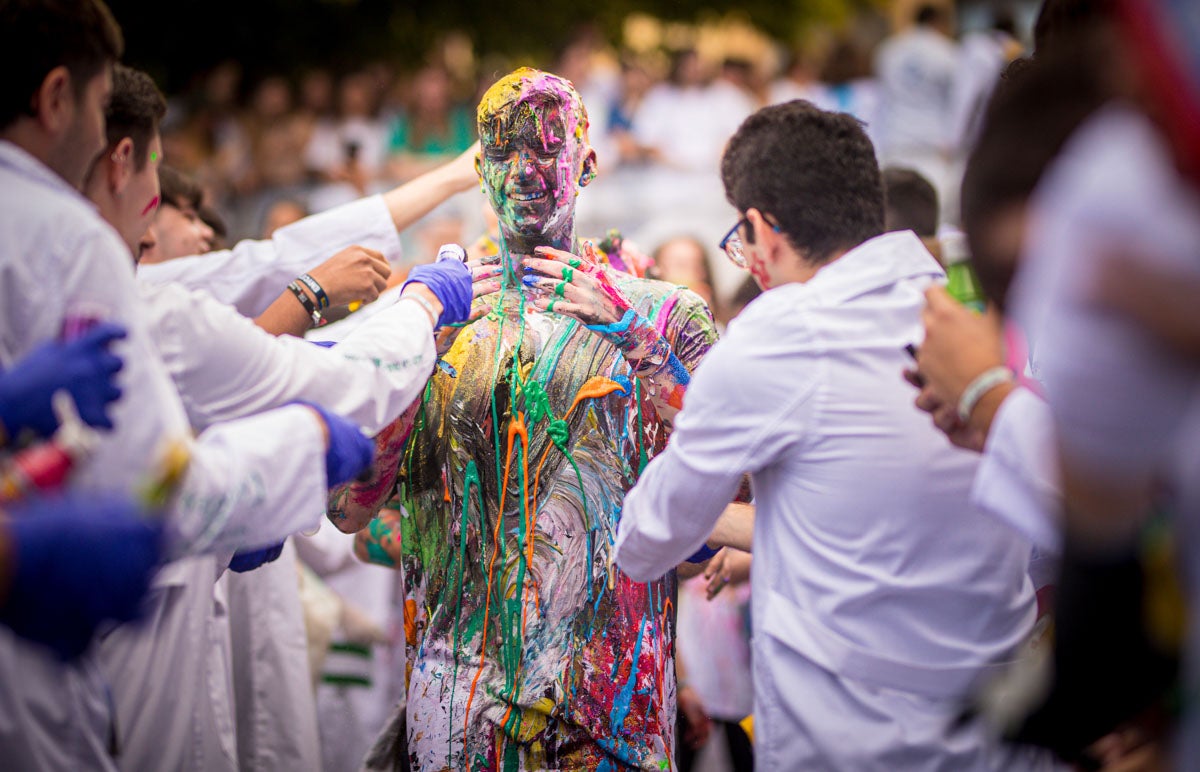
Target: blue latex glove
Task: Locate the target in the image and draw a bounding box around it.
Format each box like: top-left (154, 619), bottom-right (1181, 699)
top-left (0, 494), bottom-right (162, 661)
top-left (0, 322), bottom-right (126, 442)
top-left (400, 258), bottom-right (472, 328)
top-left (291, 401), bottom-right (375, 488)
top-left (228, 541), bottom-right (285, 573)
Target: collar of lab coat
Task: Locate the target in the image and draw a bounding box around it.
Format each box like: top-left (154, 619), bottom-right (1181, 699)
top-left (798, 230), bottom-right (945, 307)
top-left (0, 139), bottom-right (96, 205)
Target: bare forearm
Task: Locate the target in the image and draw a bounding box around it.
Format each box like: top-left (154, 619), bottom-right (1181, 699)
top-left (707, 502), bottom-right (755, 552)
top-left (382, 146), bottom-right (478, 233)
top-left (254, 286), bottom-right (314, 337)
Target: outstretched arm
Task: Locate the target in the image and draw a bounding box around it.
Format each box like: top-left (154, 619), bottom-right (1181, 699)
top-left (327, 401), bottom-right (419, 534)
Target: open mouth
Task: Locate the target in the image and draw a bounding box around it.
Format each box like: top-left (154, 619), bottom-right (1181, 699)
top-left (509, 190), bottom-right (547, 203)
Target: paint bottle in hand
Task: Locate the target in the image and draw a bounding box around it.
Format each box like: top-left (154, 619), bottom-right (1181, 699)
top-left (940, 230), bottom-right (987, 313)
top-left (437, 243), bottom-right (467, 263)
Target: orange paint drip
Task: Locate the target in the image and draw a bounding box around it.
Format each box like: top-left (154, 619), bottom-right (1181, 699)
top-left (464, 413), bottom-right (529, 772)
top-left (531, 376), bottom-right (625, 512)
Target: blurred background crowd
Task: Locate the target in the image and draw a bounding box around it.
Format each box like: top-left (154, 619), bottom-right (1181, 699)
top-left (111, 0), bottom-right (1031, 322)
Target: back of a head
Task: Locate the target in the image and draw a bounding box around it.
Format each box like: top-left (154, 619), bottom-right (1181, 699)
top-left (0, 0), bottom-right (123, 130)
top-left (721, 100), bottom-right (884, 264)
top-left (158, 165), bottom-right (204, 212)
top-left (883, 167), bottom-right (939, 237)
top-left (915, 3), bottom-right (946, 28)
top-left (1033, 0), bottom-right (1116, 54)
top-left (477, 67), bottom-right (588, 144)
top-left (961, 32), bottom-right (1115, 307)
top-left (106, 65), bottom-right (167, 169)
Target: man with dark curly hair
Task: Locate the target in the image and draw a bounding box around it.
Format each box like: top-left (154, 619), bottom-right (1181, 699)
top-left (615, 100), bottom-right (1052, 769)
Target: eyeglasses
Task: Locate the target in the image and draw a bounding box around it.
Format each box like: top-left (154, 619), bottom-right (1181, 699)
top-left (719, 218), bottom-right (749, 268)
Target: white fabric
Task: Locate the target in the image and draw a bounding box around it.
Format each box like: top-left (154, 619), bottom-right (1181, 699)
top-left (295, 524), bottom-right (400, 772)
top-left (948, 32), bottom-right (1010, 152)
top-left (971, 387), bottom-right (1061, 553)
top-left (126, 240), bottom-right (434, 771)
top-left (225, 542), bottom-right (321, 772)
top-left (139, 281), bottom-right (434, 435)
top-left (874, 26), bottom-right (959, 157)
top-left (0, 141), bottom-right (336, 771)
top-left (616, 230), bottom-right (1038, 768)
top-left (136, 194), bottom-right (402, 318)
top-left (1010, 106), bottom-right (1200, 771)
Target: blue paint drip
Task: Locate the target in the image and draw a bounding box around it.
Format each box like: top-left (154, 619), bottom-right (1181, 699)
top-left (585, 308), bottom-right (637, 336)
top-left (610, 615), bottom-right (646, 733)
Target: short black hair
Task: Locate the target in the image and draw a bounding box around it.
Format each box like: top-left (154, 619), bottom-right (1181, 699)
top-left (883, 167), bottom-right (939, 237)
top-left (0, 0), bottom-right (123, 130)
top-left (915, 4), bottom-right (945, 26)
top-left (106, 65), bottom-right (166, 170)
top-left (721, 100), bottom-right (884, 264)
top-left (1032, 0), bottom-right (1115, 55)
top-left (158, 165), bottom-right (204, 211)
top-left (961, 31), bottom-right (1113, 307)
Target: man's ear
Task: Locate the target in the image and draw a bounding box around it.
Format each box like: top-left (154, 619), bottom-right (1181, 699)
top-left (32, 66), bottom-right (74, 134)
top-left (109, 137), bottom-right (134, 193)
top-left (578, 147), bottom-right (598, 188)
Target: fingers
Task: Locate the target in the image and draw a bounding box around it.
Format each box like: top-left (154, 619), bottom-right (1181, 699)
top-left (932, 404), bottom-right (963, 436)
top-left (470, 263), bottom-right (503, 283)
top-left (527, 296), bottom-right (589, 318)
top-left (472, 278), bottom-right (503, 299)
top-left (533, 245), bottom-right (596, 272)
top-left (902, 368), bottom-right (925, 390)
top-left (913, 386), bottom-right (943, 415)
top-left (78, 321), bottom-right (128, 348)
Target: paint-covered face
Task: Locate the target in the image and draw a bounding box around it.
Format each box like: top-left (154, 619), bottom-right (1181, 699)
top-left (476, 69), bottom-right (594, 251)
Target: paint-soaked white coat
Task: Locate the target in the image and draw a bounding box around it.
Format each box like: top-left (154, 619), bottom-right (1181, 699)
top-left (0, 140), bottom-right (329, 770)
top-left (105, 271), bottom-right (438, 769)
top-left (615, 230), bottom-right (1053, 770)
top-left (136, 194), bottom-right (402, 318)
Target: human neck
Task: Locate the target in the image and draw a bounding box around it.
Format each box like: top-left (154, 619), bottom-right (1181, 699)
top-left (498, 223), bottom-right (577, 280)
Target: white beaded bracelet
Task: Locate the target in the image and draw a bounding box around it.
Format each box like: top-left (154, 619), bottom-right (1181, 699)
top-left (402, 294), bottom-right (438, 327)
top-left (956, 366), bottom-right (1014, 423)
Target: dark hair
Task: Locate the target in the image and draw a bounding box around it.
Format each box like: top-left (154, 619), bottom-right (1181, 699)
top-left (158, 165), bottom-right (204, 211)
top-left (883, 167), bottom-right (939, 237)
top-left (721, 100), bottom-right (884, 264)
top-left (915, 4), bottom-right (945, 26)
top-left (820, 37), bottom-right (869, 86)
top-left (961, 32), bottom-right (1113, 307)
top-left (0, 0), bottom-right (123, 130)
top-left (106, 65), bottom-right (166, 170)
top-left (1032, 0), bottom-right (1115, 55)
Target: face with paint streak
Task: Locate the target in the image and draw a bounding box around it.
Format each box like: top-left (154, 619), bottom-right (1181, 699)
top-left (476, 69), bottom-right (596, 257)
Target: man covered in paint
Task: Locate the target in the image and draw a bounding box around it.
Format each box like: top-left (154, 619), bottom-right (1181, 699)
top-left (330, 67), bottom-right (717, 770)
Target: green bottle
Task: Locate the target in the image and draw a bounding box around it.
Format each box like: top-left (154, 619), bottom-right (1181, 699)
top-left (941, 230), bottom-right (987, 312)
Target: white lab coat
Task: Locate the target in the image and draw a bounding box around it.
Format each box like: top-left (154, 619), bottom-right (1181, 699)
top-left (107, 283), bottom-right (435, 771)
top-left (295, 525), bottom-right (400, 772)
top-left (1011, 107), bottom-right (1200, 770)
top-left (615, 231), bottom-right (1047, 769)
top-left (225, 542), bottom-right (321, 772)
top-left (0, 141), bottom-right (329, 771)
top-left (971, 386), bottom-right (1061, 554)
top-left (137, 194), bottom-right (403, 318)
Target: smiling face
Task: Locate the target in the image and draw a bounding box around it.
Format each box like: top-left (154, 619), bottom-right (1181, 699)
top-left (476, 68), bottom-right (595, 256)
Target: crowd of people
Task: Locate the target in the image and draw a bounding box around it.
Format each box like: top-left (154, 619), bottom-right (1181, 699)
top-left (153, 4), bottom-right (1017, 316)
top-left (1, 0), bottom-right (1198, 771)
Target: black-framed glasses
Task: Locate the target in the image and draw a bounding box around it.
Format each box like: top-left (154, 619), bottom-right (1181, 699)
top-left (719, 218), bottom-right (749, 268)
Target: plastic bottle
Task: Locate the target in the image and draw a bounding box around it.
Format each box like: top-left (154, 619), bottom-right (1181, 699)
top-left (940, 229), bottom-right (987, 312)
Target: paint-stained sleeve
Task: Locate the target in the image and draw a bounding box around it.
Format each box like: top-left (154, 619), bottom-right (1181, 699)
top-left (615, 288), bottom-right (718, 429)
top-left (327, 401), bottom-right (419, 533)
top-left (615, 320), bottom-right (818, 581)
